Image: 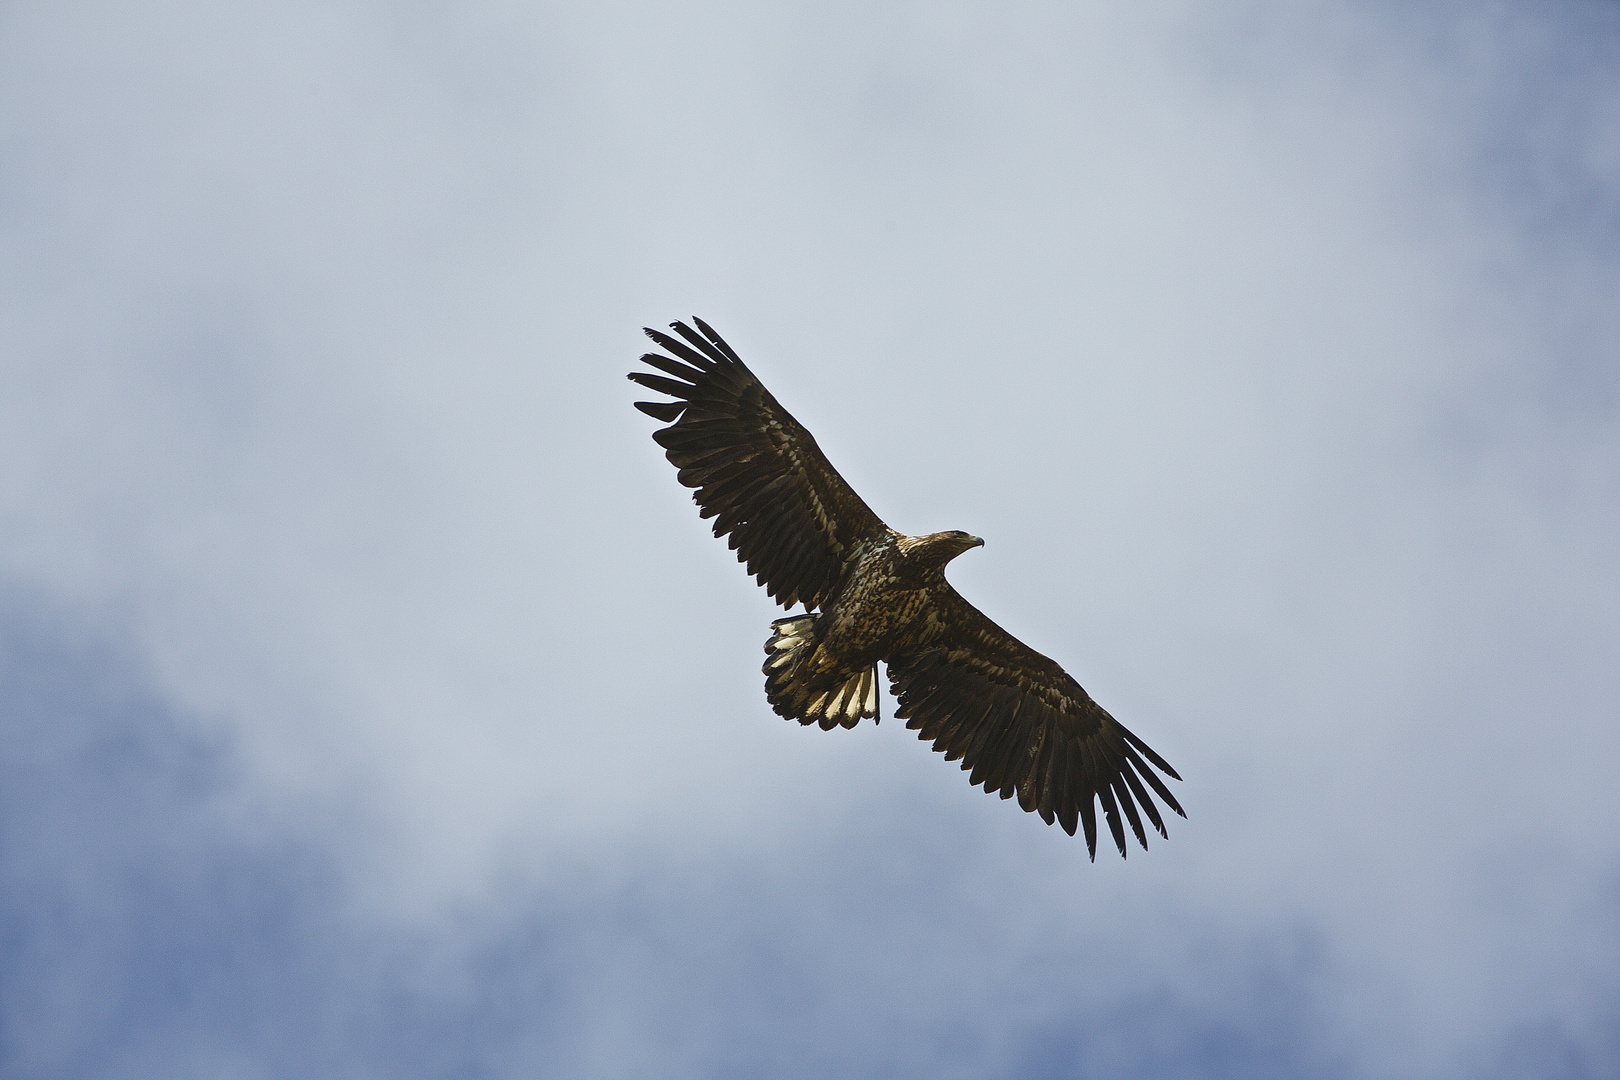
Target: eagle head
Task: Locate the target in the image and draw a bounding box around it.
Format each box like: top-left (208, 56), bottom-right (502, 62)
top-left (906, 529), bottom-right (985, 567)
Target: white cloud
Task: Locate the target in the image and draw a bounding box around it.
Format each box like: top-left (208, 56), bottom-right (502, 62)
top-left (1, 1), bottom-right (1616, 1075)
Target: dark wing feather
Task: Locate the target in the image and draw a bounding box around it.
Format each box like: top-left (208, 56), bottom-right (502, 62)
top-left (887, 587), bottom-right (1184, 858)
top-left (629, 319), bottom-right (888, 610)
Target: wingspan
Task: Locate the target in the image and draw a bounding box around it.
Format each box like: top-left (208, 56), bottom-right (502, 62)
top-left (629, 319), bottom-right (888, 610)
top-left (886, 588), bottom-right (1184, 858)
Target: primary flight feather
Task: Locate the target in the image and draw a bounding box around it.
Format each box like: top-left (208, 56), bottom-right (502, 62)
top-left (629, 319), bottom-right (1184, 858)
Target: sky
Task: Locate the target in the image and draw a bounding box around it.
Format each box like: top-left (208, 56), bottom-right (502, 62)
top-left (2, 1), bottom-right (1618, 1077)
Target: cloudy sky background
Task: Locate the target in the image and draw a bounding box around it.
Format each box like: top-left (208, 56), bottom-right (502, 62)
top-left (3, 1), bottom-right (1618, 1076)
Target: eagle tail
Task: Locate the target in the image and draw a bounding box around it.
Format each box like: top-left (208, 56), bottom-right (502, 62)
top-left (763, 615), bottom-right (879, 731)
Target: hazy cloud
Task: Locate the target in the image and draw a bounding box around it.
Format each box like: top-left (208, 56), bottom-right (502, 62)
top-left (2, 2), bottom-right (1617, 1076)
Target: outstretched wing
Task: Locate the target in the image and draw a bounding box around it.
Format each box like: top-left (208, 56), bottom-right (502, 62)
top-left (629, 318), bottom-right (888, 611)
top-left (887, 588), bottom-right (1184, 858)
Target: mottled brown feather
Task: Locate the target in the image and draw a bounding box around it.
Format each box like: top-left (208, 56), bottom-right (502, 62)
top-left (887, 587), bottom-right (1184, 860)
top-left (629, 321), bottom-right (887, 610)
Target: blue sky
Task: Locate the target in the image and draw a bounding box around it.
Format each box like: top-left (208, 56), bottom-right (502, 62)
top-left (2, 2), bottom-right (1618, 1077)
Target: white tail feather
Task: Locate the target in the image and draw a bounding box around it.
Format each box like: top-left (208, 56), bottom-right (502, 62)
top-left (762, 615), bottom-right (879, 729)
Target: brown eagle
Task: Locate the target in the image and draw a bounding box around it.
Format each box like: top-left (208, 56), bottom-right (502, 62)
top-left (629, 319), bottom-right (1184, 858)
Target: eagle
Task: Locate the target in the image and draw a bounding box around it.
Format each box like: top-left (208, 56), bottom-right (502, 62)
top-left (629, 319), bottom-right (1184, 858)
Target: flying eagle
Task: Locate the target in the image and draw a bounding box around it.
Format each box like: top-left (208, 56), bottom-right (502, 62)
top-left (629, 319), bottom-right (1183, 858)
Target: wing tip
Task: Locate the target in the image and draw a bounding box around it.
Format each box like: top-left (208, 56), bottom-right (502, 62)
top-left (691, 316), bottom-right (744, 365)
top-left (633, 400), bottom-right (684, 421)
top-left (1120, 724), bottom-right (1182, 781)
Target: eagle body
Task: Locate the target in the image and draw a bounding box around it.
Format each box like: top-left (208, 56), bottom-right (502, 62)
top-left (764, 528), bottom-right (982, 729)
top-left (630, 319), bottom-right (1185, 858)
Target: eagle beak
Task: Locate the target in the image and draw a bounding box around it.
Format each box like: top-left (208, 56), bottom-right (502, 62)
top-left (969, 535), bottom-right (985, 549)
